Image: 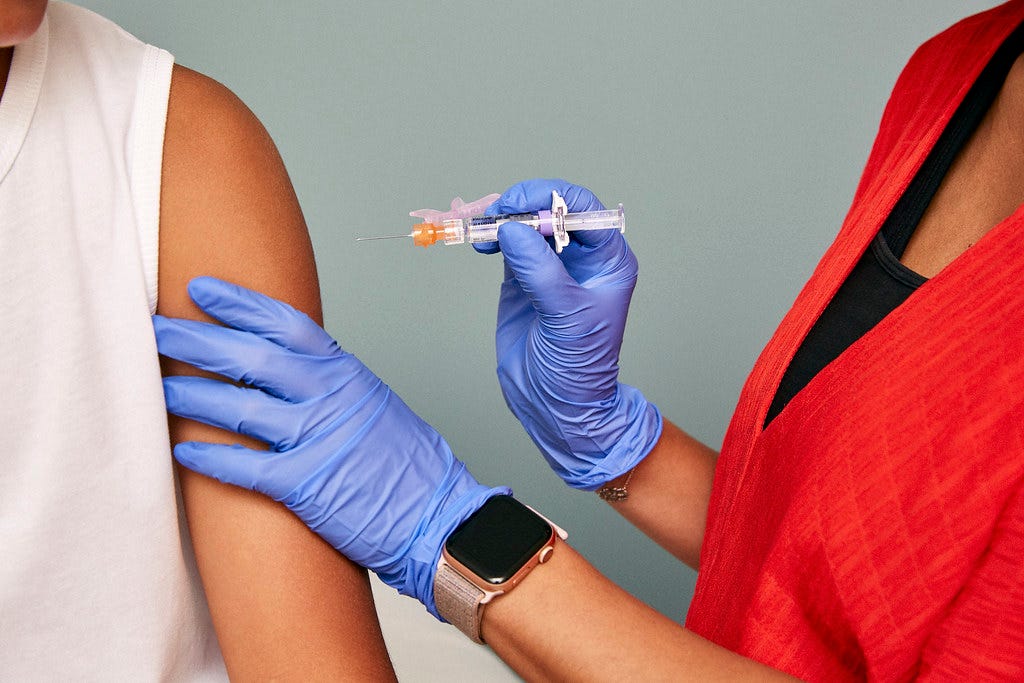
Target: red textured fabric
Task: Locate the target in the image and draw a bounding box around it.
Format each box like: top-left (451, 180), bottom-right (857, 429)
top-left (685, 4), bottom-right (1024, 681)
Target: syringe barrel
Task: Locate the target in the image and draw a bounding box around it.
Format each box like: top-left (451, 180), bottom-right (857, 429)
top-left (562, 204), bottom-right (625, 234)
top-left (438, 205), bottom-right (624, 245)
top-left (444, 214), bottom-right (536, 245)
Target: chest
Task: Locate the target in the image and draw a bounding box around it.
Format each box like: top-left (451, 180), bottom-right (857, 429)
top-left (702, 252), bottom-right (1024, 676)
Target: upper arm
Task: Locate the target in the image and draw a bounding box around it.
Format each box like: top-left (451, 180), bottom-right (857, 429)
top-left (158, 64), bottom-right (395, 681)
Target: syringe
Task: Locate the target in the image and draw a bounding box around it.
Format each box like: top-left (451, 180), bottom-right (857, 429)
top-left (356, 191), bottom-right (625, 253)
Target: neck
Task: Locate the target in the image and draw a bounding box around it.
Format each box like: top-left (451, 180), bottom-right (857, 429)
top-left (0, 47), bottom-right (12, 98)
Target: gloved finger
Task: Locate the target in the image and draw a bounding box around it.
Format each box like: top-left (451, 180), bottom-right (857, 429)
top-left (496, 281), bottom-right (537, 361)
top-left (473, 230), bottom-right (557, 255)
top-left (472, 241), bottom-right (501, 254)
top-left (173, 441), bottom-right (273, 496)
top-left (483, 194), bottom-right (505, 216)
top-left (496, 256), bottom-right (535, 336)
top-left (555, 182), bottom-right (617, 249)
top-left (560, 230), bottom-right (637, 287)
top-left (567, 224), bottom-right (619, 251)
top-left (498, 222), bottom-right (580, 320)
top-left (187, 276), bottom-right (339, 357)
top-left (163, 376), bottom-right (331, 450)
top-left (154, 315), bottom-right (352, 398)
top-left (490, 179), bottom-right (604, 215)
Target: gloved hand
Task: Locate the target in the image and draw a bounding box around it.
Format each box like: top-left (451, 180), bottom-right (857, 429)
top-left (153, 277), bottom-right (509, 618)
top-left (486, 179), bottom-right (663, 490)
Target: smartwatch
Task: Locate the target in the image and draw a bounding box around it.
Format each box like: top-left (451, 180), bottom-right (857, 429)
top-left (434, 495), bottom-right (567, 643)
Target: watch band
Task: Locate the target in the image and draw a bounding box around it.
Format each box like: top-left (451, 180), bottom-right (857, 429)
top-left (434, 500), bottom-right (567, 645)
top-left (434, 560), bottom-right (489, 644)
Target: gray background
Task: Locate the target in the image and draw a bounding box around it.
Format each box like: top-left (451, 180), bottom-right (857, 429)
top-left (79, 0), bottom-right (1002, 624)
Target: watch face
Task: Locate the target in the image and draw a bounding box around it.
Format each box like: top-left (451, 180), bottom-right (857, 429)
top-left (445, 496), bottom-right (552, 586)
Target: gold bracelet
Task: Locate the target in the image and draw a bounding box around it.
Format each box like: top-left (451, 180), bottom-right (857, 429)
top-left (596, 466), bottom-right (636, 502)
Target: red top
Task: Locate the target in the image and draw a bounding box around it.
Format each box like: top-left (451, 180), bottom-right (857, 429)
top-left (686, 3), bottom-right (1024, 680)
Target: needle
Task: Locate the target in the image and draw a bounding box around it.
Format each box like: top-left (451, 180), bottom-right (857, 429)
top-left (355, 233), bottom-right (412, 242)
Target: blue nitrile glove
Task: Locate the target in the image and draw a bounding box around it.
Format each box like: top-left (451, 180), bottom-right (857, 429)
top-left (486, 179), bottom-right (663, 490)
top-left (153, 277), bottom-right (509, 618)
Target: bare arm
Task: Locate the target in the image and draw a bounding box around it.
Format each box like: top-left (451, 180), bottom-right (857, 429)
top-left (485, 543), bottom-right (796, 682)
top-left (600, 419), bottom-right (718, 569)
top-left (158, 65), bottom-right (395, 681)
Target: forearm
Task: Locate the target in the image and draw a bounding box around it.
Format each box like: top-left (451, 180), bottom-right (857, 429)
top-left (483, 542), bottom-right (795, 681)
top-left (601, 418), bottom-right (717, 568)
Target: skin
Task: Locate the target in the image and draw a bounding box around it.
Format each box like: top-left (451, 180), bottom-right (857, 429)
top-left (2, 4), bottom-right (395, 679)
top-left (0, 0), bottom-right (45, 46)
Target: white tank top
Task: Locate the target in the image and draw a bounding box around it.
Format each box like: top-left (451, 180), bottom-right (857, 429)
top-left (0, 3), bottom-right (226, 679)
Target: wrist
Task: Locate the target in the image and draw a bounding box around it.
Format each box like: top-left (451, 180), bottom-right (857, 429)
top-left (377, 478), bottom-right (511, 619)
top-left (432, 495), bottom-right (567, 642)
top-left (559, 385), bottom-right (663, 491)
top-left (596, 462), bottom-right (639, 502)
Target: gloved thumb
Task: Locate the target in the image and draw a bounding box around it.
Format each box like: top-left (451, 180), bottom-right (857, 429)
top-left (498, 222), bottom-right (578, 319)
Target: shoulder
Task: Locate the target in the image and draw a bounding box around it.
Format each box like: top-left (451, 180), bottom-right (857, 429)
top-left (165, 64), bottom-right (271, 159)
top-left (164, 64), bottom-right (284, 205)
top-left (890, 2), bottom-right (1024, 108)
top-left (159, 64), bottom-right (320, 320)
top-left (849, 4), bottom-right (1024, 207)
